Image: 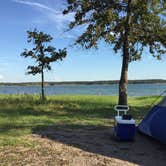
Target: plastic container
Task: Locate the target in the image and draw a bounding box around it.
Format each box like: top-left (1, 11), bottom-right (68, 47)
top-left (114, 105), bottom-right (136, 141)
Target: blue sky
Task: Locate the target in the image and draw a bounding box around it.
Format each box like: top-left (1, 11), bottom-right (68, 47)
top-left (0, 0), bottom-right (165, 82)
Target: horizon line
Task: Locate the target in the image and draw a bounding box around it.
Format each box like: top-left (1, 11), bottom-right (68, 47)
top-left (0, 79), bottom-right (166, 84)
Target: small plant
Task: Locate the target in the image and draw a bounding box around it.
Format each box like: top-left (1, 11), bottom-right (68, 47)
top-left (21, 29), bottom-right (67, 101)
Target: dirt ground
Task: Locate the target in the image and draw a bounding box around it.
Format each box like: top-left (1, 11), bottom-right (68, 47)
top-left (0, 126), bottom-right (166, 166)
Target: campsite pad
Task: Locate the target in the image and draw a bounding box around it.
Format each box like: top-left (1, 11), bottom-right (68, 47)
top-left (1, 126), bottom-right (166, 166)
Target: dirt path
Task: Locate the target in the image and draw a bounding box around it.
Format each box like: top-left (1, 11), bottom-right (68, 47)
top-left (0, 126), bottom-right (166, 166)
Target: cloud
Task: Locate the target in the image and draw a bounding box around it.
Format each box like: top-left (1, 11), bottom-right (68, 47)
top-left (0, 62), bottom-right (9, 72)
top-left (54, 75), bottom-right (63, 82)
top-left (48, 12), bottom-right (74, 31)
top-left (64, 33), bottom-right (77, 39)
top-left (13, 0), bottom-right (74, 31)
top-left (0, 75), bottom-right (4, 81)
top-left (13, 0), bottom-right (56, 13)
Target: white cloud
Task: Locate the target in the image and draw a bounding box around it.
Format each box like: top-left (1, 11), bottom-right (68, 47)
top-left (13, 0), bottom-right (56, 13)
top-left (13, 0), bottom-right (74, 31)
top-left (0, 62), bottom-right (9, 72)
top-left (0, 75), bottom-right (4, 81)
top-left (64, 33), bottom-right (77, 39)
top-left (48, 12), bottom-right (74, 31)
top-left (54, 75), bottom-right (62, 82)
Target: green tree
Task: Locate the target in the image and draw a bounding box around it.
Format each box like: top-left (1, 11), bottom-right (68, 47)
top-left (21, 29), bottom-right (67, 101)
top-left (64, 0), bottom-right (166, 105)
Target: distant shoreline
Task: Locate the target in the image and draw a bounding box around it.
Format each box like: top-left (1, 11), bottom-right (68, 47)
top-left (0, 79), bottom-right (166, 86)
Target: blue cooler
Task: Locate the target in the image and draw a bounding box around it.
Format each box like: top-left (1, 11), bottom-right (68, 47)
top-left (114, 105), bottom-right (136, 141)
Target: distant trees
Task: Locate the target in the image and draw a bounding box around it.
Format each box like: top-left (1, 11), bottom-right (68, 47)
top-left (64, 0), bottom-right (166, 105)
top-left (21, 29), bottom-right (67, 101)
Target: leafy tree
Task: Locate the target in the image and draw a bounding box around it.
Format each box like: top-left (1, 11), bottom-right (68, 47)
top-left (21, 29), bottom-right (67, 101)
top-left (64, 0), bottom-right (166, 105)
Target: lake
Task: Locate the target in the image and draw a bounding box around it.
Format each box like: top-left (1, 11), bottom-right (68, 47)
top-left (0, 83), bottom-right (166, 96)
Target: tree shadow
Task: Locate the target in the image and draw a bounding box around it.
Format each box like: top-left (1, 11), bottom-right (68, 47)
top-left (33, 124), bottom-right (166, 166)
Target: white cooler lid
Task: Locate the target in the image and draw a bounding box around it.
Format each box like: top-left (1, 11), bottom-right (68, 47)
top-left (115, 116), bottom-right (135, 124)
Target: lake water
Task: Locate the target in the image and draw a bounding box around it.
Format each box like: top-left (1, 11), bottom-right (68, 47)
top-left (0, 83), bottom-right (166, 96)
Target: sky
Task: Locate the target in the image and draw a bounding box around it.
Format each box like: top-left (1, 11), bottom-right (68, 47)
top-left (0, 0), bottom-right (165, 82)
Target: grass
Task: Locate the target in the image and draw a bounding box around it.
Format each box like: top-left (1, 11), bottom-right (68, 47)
top-left (0, 94), bottom-right (162, 146)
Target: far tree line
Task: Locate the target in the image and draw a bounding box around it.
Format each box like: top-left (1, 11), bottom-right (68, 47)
top-left (21, 0), bottom-right (166, 104)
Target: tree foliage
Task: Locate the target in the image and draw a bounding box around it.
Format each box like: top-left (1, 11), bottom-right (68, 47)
top-left (21, 29), bottom-right (67, 75)
top-left (64, 0), bottom-right (165, 59)
top-left (64, 0), bottom-right (166, 105)
top-left (21, 29), bottom-right (67, 100)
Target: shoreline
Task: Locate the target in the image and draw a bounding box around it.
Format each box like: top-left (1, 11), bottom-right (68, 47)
top-left (0, 79), bottom-right (166, 86)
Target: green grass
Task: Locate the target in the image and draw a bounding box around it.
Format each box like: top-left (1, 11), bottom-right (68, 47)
top-left (0, 94), bottom-right (162, 146)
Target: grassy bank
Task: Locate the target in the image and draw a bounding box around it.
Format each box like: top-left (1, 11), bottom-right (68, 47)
top-left (0, 94), bottom-right (161, 147)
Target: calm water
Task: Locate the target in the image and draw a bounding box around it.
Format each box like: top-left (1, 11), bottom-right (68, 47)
top-left (0, 83), bottom-right (166, 96)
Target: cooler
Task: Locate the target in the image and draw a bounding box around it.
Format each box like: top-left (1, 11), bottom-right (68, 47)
top-left (114, 105), bottom-right (136, 141)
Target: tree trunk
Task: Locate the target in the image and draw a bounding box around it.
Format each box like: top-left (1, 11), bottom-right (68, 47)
top-left (41, 68), bottom-right (45, 101)
top-left (118, 0), bottom-right (132, 105)
top-left (118, 42), bottom-right (129, 105)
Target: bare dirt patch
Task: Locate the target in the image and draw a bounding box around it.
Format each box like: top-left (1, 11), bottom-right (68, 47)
top-left (34, 125), bottom-right (166, 166)
top-left (1, 126), bottom-right (165, 166)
